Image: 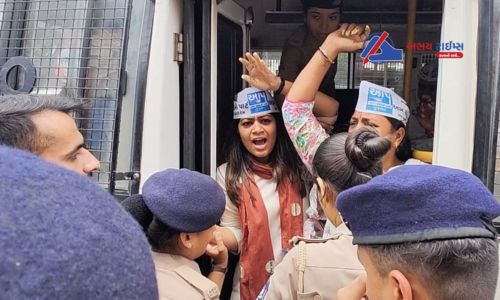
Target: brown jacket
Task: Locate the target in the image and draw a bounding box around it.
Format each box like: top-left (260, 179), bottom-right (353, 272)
top-left (259, 223), bottom-right (364, 300)
top-left (153, 252), bottom-right (220, 300)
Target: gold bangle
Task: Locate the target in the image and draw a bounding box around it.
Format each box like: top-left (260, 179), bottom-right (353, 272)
top-left (318, 47), bottom-right (336, 64)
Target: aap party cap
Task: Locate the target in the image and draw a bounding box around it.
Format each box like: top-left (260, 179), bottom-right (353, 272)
top-left (234, 87), bottom-right (279, 119)
top-left (142, 168), bottom-right (226, 233)
top-left (337, 164), bottom-right (500, 245)
top-left (0, 146), bottom-right (158, 299)
top-left (356, 81), bottom-right (410, 125)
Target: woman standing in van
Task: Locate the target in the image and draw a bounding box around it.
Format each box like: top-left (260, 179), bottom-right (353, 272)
top-left (241, 24), bottom-right (421, 173)
top-left (240, 23), bottom-right (421, 240)
top-left (217, 87), bottom-right (309, 300)
top-left (282, 23), bottom-right (421, 173)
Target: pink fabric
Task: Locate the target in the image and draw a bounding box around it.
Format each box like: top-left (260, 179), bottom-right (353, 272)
top-left (281, 99), bottom-right (330, 173)
top-left (282, 98), bottom-right (331, 239)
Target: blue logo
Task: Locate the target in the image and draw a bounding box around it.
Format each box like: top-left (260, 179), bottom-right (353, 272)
top-left (361, 31), bottom-right (404, 64)
top-left (247, 91), bottom-right (271, 114)
top-left (366, 87), bottom-right (393, 114)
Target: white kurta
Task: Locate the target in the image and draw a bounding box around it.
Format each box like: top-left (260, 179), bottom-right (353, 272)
top-left (216, 163), bottom-right (285, 300)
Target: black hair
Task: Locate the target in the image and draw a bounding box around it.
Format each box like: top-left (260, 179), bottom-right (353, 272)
top-left (387, 117), bottom-right (412, 162)
top-left (121, 194), bottom-right (153, 230)
top-left (312, 127), bottom-right (391, 192)
top-left (146, 217), bottom-right (181, 252)
top-left (121, 194), bottom-right (180, 252)
top-left (364, 238), bottom-right (499, 300)
top-left (0, 94), bottom-right (86, 154)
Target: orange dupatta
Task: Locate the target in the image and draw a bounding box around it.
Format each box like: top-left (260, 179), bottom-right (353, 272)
top-left (238, 162), bottom-right (303, 300)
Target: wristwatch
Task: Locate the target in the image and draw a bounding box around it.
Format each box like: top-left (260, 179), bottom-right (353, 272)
top-left (211, 264), bottom-right (228, 274)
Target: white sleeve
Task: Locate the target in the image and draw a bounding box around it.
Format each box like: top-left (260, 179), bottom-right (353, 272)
top-left (216, 164), bottom-right (243, 252)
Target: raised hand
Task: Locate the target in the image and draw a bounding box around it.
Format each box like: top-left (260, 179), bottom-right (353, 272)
top-left (323, 23), bottom-right (371, 56)
top-left (239, 52), bottom-right (281, 91)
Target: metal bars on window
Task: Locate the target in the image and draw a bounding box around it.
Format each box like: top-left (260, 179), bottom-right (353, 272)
top-left (0, 0), bottom-right (130, 191)
top-left (353, 53), bottom-right (405, 96)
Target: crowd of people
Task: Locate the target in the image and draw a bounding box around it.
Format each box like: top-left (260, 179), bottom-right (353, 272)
top-left (1, 1), bottom-right (500, 299)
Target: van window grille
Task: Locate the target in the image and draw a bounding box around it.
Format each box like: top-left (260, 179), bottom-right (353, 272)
top-left (354, 54), bottom-right (405, 96)
top-left (0, 0), bottom-right (130, 191)
top-left (257, 50), bottom-right (350, 90)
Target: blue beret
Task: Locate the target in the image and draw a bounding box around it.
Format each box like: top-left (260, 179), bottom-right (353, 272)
top-left (142, 168), bottom-right (225, 233)
top-left (0, 146), bottom-right (158, 299)
top-left (337, 165), bottom-right (500, 245)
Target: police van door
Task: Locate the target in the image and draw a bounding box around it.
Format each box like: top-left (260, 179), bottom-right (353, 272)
top-left (179, 0), bottom-right (247, 176)
top-left (140, 0), bottom-right (245, 184)
top-left (213, 1), bottom-right (247, 175)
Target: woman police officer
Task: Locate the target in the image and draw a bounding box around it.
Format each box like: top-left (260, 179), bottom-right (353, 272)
top-left (123, 169), bottom-right (228, 300)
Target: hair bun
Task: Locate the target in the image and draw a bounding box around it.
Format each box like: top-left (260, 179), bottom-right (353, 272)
top-left (345, 128), bottom-right (391, 171)
top-left (121, 194), bottom-right (153, 232)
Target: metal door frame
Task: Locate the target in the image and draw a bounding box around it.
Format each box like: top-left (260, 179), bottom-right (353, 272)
top-left (472, 0), bottom-right (500, 191)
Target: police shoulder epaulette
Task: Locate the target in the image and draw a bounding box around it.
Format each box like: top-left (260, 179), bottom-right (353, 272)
top-left (174, 265), bottom-right (220, 300)
top-left (289, 233), bottom-right (342, 246)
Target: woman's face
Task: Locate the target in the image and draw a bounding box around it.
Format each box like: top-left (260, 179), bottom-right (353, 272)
top-left (348, 111), bottom-right (397, 142)
top-left (238, 114), bottom-right (277, 162)
top-left (305, 7), bottom-right (341, 42)
top-left (349, 111), bottom-right (406, 170)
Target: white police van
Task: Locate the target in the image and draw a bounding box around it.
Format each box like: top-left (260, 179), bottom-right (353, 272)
top-left (0, 0), bottom-right (498, 201)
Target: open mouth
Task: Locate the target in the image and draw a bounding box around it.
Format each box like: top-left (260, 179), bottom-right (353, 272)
top-left (252, 137), bottom-right (267, 148)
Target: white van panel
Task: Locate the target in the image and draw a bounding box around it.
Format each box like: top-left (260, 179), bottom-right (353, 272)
top-left (433, 0), bottom-right (478, 171)
top-left (141, 0), bottom-right (183, 188)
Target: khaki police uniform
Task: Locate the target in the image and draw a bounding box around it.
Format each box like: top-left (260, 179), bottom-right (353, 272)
top-left (260, 223), bottom-right (364, 300)
top-left (153, 252), bottom-right (220, 300)
top-left (279, 25), bottom-right (338, 100)
top-left (278, 25), bottom-right (354, 130)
